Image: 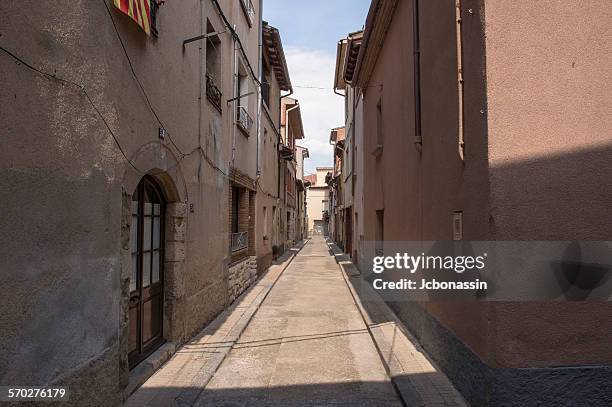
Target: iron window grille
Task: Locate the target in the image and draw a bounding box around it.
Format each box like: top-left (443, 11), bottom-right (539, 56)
top-left (150, 0), bottom-right (162, 37)
top-left (230, 231), bottom-right (248, 252)
top-left (206, 74), bottom-right (223, 112)
top-left (236, 106), bottom-right (253, 135)
top-left (239, 0), bottom-right (255, 27)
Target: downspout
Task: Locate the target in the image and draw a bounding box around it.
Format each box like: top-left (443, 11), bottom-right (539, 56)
top-left (413, 0), bottom-right (423, 150)
top-left (456, 0), bottom-right (465, 161)
top-left (231, 28), bottom-right (238, 165)
top-left (197, 0), bottom-right (204, 181)
top-left (413, 0), bottom-right (424, 241)
top-left (256, 0), bottom-right (263, 177)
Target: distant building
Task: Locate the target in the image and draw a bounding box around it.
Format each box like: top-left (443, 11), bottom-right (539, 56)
top-left (306, 167), bottom-right (332, 235)
top-left (295, 146), bottom-right (310, 240)
top-left (327, 127), bottom-right (346, 249)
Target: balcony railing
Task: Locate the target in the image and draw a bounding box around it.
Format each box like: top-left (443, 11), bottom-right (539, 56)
top-left (236, 106), bottom-right (253, 135)
top-left (206, 74), bottom-right (222, 112)
top-left (230, 231), bottom-right (248, 252)
top-left (240, 0), bottom-right (255, 27)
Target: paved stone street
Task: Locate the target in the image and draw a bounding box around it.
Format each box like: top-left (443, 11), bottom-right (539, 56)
top-left (196, 236), bottom-right (402, 406)
top-left (128, 236), bottom-right (465, 406)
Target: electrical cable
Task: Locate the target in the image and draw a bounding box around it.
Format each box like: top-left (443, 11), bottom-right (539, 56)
top-left (102, 0), bottom-right (229, 178)
top-left (102, 0), bottom-right (185, 157)
top-left (0, 45), bottom-right (143, 173)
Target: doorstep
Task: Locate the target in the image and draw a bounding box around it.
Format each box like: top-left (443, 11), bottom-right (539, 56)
top-left (123, 342), bottom-right (177, 400)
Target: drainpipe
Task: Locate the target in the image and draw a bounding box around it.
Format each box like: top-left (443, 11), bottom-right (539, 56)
top-left (456, 0), bottom-right (465, 161)
top-left (256, 0), bottom-right (263, 177)
top-left (412, 0), bottom-right (423, 150)
top-left (231, 27), bottom-right (238, 165)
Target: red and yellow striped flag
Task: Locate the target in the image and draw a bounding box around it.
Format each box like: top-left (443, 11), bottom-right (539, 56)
top-left (113, 0), bottom-right (151, 35)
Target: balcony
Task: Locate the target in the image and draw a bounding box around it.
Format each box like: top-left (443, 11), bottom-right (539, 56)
top-left (206, 74), bottom-right (222, 113)
top-left (236, 106), bottom-right (253, 136)
top-left (230, 231), bottom-right (248, 252)
top-left (279, 142), bottom-right (294, 161)
top-left (240, 0), bottom-right (256, 27)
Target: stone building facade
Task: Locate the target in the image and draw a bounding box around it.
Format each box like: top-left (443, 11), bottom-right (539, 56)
top-left (0, 0), bottom-right (296, 404)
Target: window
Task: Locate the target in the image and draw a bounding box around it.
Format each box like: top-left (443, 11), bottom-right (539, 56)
top-left (240, 0), bottom-right (255, 27)
top-left (372, 99), bottom-right (384, 157)
top-left (236, 61), bottom-right (253, 135)
top-left (206, 20), bottom-right (222, 112)
top-left (262, 61), bottom-right (271, 107)
top-left (150, 0), bottom-right (162, 37)
top-left (237, 64), bottom-right (249, 110)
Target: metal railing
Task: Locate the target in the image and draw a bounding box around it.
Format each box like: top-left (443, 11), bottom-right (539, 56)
top-left (236, 106), bottom-right (253, 135)
top-left (206, 74), bottom-right (222, 112)
top-left (230, 231), bottom-right (248, 252)
top-left (240, 0), bottom-right (255, 26)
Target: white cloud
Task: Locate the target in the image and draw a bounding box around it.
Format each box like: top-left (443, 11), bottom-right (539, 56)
top-left (285, 47), bottom-right (343, 174)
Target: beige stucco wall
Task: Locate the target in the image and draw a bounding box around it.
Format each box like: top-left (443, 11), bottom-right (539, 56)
top-left (359, 0), bottom-right (612, 377)
top-left (312, 167), bottom-right (331, 186)
top-left (483, 0), bottom-right (612, 368)
top-left (306, 187), bottom-right (330, 233)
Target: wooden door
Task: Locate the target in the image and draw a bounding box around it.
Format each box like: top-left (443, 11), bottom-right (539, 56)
top-left (129, 176), bottom-right (165, 369)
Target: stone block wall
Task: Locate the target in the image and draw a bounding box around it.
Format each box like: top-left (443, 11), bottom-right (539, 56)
top-left (228, 256), bottom-right (258, 303)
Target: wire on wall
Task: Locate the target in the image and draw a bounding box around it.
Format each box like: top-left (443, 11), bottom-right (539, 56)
top-left (0, 45), bottom-right (143, 173)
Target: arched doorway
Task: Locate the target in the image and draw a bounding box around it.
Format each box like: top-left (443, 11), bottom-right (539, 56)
top-left (129, 175), bottom-right (166, 368)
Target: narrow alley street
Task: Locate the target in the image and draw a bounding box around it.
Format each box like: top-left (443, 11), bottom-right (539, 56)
top-left (127, 236), bottom-right (465, 406)
top-left (128, 237), bottom-right (403, 406)
top-left (198, 236), bottom-right (402, 406)
top-left (3, 2), bottom-right (611, 406)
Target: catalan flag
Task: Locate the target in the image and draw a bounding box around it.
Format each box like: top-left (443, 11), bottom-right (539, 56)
top-left (113, 0), bottom-right (151, 36)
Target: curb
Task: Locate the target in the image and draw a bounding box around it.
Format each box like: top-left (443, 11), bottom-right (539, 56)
top-left (327, 240), bottom-right (468, 407)
top-left (187, 239), bottom-right (309, 406)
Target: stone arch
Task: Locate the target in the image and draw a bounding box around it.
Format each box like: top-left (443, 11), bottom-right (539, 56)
top-left (119, 141), bottom-right (188, 395)
top-left (122, 141), bottom-right (188, 204)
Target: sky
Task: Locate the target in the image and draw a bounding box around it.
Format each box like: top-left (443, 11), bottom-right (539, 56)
top-left (263, 0), bottom-right (371, 174)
